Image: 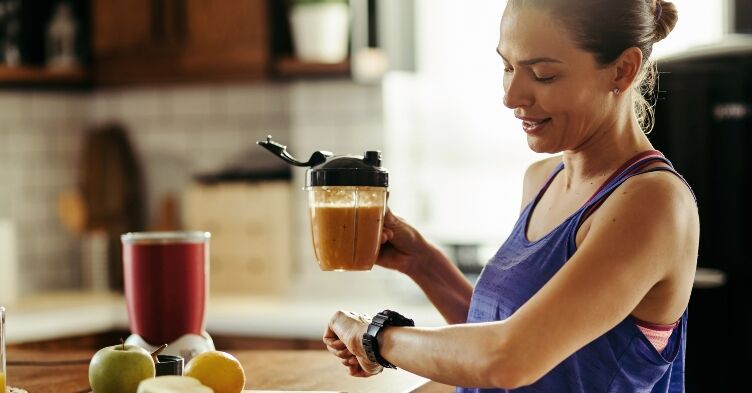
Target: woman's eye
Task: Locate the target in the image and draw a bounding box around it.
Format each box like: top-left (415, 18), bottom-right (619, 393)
top-left (534, 75), bottom-right (556, 83)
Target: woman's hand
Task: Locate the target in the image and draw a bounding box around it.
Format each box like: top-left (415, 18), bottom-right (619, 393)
top-left (323, 311), bottom-right (383, 377)
top-left (378, 210), bottom-right (431, 276)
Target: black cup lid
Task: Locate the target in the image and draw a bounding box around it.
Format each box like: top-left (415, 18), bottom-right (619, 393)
top-left (307, 151), bottom-right (388, 187)
top-left (257, 136), bottom-right (388, 187)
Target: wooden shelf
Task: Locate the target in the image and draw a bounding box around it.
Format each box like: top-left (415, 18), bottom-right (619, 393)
top-left (0, 66), bottom-right (88, 85)
top-left (273, 56), bottom-right (350, 78)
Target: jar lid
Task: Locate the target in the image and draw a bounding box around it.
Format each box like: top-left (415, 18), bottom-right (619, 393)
top-left (257, 136), bottom-right (388, 187)
top-left (307, 151), bottom-right (388, 187)
top-left (121, 231), bottom-right (210, 244)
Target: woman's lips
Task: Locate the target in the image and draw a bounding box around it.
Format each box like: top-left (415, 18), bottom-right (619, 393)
top-left (521, 118), bottom-right (551, 134)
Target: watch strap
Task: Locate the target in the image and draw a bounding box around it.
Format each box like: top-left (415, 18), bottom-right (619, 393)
top-left (362, 310), bottom-right (414, 369)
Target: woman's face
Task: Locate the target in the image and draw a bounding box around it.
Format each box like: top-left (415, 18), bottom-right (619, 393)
top-left (499, 5), bottom-right (615, 154)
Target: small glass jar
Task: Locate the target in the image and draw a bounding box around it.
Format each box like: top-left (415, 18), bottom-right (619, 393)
top-left (308, 186), bottom-right (388, 271)
top-left (258, 137), bottom-right (389, 271)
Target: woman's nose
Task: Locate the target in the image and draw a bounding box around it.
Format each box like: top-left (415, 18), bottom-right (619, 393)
top-left (503, 75), bottom-right (533, 109)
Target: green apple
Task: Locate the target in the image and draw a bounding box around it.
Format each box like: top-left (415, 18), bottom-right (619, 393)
top-left (89, 343), bottom-right (156, 393)
top-left (137, 376), bottom-right (214, 393)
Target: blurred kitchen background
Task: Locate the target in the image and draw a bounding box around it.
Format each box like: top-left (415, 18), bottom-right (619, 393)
top-left (0, 0), bottom-right (748, 391)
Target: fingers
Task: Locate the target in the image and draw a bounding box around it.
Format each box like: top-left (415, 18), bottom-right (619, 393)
top-left (325, 342), bottom-right (351, 358)
top-left (381, 228), bottom-right (394, 244)
top-left (323, 322), bottom-right (350, 359)
top-left (384, 209), bottom-right (400, 227)
top-left (340, 355), bottom-right (359, 367)
top-left (324, 336), bottom-right (353, 362)
top-left (323, 324), bottom-right (338, 342)
top-left (337, 348), bottom-right (354, 359)
top-left (323, 337), bottom-right (347, 350)
top-left (324, 310), bottom-right (383, 378)
top-left (338, 354), bottom-right (383, 378)
top-left (348, 364), bottom-right (363, 376)
top-left (352, 357), bottom-right (384, 377)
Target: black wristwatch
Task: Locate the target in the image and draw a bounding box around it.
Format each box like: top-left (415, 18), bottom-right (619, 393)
top-left (362, 309), bottom-right (415, 369)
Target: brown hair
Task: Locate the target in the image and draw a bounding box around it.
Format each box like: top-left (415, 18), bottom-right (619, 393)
top-left (508, 0), bottom-right (679, 132)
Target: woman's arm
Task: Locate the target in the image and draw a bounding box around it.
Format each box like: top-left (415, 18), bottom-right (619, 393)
top-left (408, 243), bottom-right (475, 324)
top-left (378, 212), bottom-right (473, 324)
top-left (329, 171), bottom-right (699, 388)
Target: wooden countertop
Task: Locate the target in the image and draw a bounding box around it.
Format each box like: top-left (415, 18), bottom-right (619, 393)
top-left (5, 349), bottom-right (454, 393)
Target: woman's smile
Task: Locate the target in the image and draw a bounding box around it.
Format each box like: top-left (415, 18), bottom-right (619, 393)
top-left (517, 116), bottom-right (552, 135)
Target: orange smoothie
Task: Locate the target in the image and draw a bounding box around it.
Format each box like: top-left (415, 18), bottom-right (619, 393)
top-left (310, 205), bottom-right (385, 271)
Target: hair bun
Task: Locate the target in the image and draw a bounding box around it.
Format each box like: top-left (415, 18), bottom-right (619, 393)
top-left (654, 1), bottom-right (678, 43)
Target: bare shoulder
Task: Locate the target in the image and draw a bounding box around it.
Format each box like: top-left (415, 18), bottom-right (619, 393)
top-left (590, 167), bottom-right (699, 270)
top-left (520, 155), bottom-right (562, 211)
top-left (607, 168), bottom-right (696, 220)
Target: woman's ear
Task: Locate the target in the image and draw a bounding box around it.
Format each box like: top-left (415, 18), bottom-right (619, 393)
top-left (612, 47), bottom-right (643, 92)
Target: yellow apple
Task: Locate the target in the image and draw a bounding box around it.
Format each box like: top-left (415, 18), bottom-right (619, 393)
top-left (89, 343), bottom-right (156, 393)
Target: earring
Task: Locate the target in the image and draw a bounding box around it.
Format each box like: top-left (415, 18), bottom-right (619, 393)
top-left (612, 87), bottom-right (621, 95)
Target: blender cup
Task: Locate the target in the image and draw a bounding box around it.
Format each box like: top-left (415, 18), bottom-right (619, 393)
top-left (258, 136), bottom-right (388, 271)
top-left (121, 232), bottom-right (210, 346)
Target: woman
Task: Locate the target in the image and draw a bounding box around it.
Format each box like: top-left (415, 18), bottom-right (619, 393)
top-left (323, 0), bottom-right (698, 391)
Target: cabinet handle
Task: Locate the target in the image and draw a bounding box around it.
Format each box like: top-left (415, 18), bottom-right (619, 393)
top-left (171, 0), bottom-right (188, 42)
top-left (151, 0), bottom-right (167, 41)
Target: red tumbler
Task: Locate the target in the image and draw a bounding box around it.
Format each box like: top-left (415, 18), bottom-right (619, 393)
top-left (122, 232), bottom-right (210, 345)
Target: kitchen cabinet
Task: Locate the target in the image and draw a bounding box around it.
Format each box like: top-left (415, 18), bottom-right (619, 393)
top-left (92, 0), bottom-right (269, 85)
top-left (0, 0), bottom-right (348, 87)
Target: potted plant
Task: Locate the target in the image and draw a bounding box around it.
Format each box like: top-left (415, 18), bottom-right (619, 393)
top-left (289, 0), bottom-right (350, 63)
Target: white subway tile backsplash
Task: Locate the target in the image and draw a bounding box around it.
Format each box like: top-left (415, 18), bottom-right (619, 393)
top-left (0, 171), bottom-right (10, 219)
top-left (290, 80), bottom-right (383, 119)
top-left (7, 127), bottom-right (48, 154)
top-left (53, 128), bottom-right (84, 156)
top-left (0, 92), bottom-right (33, 121)
top-left (224, 83), bottom-right (289, 116)
top-left (169, 85), bottom-right (227, 118)
top-left (0, 127), bottom-right (9, 154)
top-left (89, 90), bottom-right (123, 122)
top-left (197, 126), bottom-right (242, 152)
top-left (30, 93), bottom-right (71, 120)
top-left (138, 127), bottom-right (190, 155)
top-left (118, 89), bottom-right (168, 119)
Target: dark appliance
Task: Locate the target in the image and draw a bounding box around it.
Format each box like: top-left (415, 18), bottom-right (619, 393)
top-left (650, 39), bottom-right (752, 392)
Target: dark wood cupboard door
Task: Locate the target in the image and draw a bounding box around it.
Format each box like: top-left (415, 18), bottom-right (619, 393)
top-left (180, 0), bottom-right (269, 80)
top-left (92, 0), bottom-right (153, 56)
top-left (93, 0), bottom-right (183, 84)
top-left (92, 0), bottom-right (269, 84)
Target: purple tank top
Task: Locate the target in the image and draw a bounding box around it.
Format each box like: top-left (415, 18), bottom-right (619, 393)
top-left (457, 151), bottom-right (691, 393)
